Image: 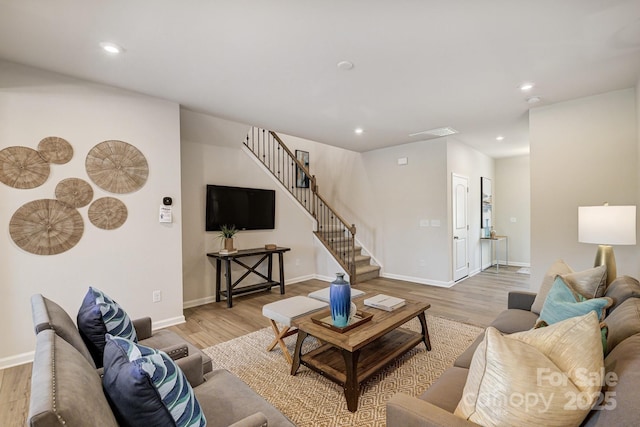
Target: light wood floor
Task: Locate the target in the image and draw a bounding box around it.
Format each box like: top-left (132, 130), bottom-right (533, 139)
top-left (0, 266), bottom-right (530, 426)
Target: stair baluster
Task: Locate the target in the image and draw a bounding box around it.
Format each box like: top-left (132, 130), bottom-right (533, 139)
top-left (244, 127), bottom-right (360, 283)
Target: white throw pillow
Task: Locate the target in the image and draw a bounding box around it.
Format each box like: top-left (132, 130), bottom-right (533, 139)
top-left (454, 312), bottom-right (604, 427)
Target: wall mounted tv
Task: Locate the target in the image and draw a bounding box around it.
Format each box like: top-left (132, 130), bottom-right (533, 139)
top-left (205, 185), bottom-right (276, 231)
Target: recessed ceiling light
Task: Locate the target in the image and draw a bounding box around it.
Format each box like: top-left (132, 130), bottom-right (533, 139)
top-left (337, 61), bottom-right (354, 71)
top-left (519, 82), bottom-right (534, 91)
top-left (496, 136), bottom-right (505, 141)
top-left (527, 96), bottom-right (542, 104)
top-left (354, 128), bottom-right (364, 135)
top-left (100, 42), bottom-right (124, 54)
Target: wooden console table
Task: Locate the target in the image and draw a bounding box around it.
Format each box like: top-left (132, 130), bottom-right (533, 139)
top-left (207, 247), bottom-right (291, 308)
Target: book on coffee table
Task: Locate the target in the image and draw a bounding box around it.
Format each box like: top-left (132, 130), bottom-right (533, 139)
top-left (364, 294), bottom-right (406, 311)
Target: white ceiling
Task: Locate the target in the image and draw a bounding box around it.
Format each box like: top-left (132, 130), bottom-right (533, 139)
top-left (1, 1), bottom-right (639, 158)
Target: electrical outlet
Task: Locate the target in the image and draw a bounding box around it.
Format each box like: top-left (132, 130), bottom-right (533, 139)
top-left (152, 290), bottom-right (162, 303)
top-left (295, 258), bottom-right (301, 266)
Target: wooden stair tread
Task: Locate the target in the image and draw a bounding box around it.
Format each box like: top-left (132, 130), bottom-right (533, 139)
top-left (356, 264), bottom-right (380, 273)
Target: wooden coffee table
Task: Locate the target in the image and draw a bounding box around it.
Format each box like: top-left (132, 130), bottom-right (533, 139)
top-left (290, 298), bottom-right (431, 412)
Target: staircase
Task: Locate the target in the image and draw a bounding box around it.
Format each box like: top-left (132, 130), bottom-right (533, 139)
top-left (243, 128), bottom-right (380, 285)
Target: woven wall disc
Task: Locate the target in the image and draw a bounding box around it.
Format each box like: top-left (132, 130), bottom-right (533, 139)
top-left (0, 146), bottom-right (50, 189)
top-left (38, 136), bottom-right (73, 164)
top-left (55, 178), bottom-right (94, 208)
top-left (9, 199), bottom-right (84, 255)
top-left (86, 140), bottom-right (149, 194)
top-left (88, 197), bottom-right (128, 230)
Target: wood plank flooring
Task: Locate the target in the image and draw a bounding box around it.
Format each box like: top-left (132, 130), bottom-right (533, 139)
top-left (0, 266), bottom-right (530, 426)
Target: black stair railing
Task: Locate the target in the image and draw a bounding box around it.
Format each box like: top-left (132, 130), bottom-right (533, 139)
top-left (244, 127), bottom-right (357, 282)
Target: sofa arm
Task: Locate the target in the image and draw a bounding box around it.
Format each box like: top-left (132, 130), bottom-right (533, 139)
top-left (163, 343), bottom-right (189, 361)
top-left (227, 412), bottom-right (269, 427)
top-left (387, 393), bottom-right (478, 427)
top-left (175, 353), bottom-right (205, 387)
top-left (507, 291), bottom-right (536, 311)
top-left (133, 317), bottom-right (153, 340)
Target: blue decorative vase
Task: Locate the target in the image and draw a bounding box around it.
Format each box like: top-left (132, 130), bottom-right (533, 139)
top-left (329, 273), bottom-right (351, 327)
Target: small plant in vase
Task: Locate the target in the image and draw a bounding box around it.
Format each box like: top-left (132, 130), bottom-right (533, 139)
top-left (219, 224), bottom-right (238, 251)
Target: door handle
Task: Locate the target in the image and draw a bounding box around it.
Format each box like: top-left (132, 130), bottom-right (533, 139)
top-left (453, 236), bottom-right (459, 240)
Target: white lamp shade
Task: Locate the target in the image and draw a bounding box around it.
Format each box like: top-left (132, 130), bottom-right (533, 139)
top-left (578, 205), bottom-right (636, 245)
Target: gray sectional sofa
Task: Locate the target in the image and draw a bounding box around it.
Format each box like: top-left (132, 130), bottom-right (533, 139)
top-left (386, 276), bottom-right (640, 426)
top-left (28, 294), bottom-right (296, 427)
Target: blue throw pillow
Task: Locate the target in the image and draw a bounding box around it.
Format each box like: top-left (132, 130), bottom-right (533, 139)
top-left (77, 286), bottom-right (138, 368)
top-left (103, 335), bottom-right (206, 427)
top-left (539, 276), bottom-right (612, 325)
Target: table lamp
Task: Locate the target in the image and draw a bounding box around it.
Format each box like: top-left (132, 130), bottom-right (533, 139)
top-left (578, 204), bottom-right (636, 285)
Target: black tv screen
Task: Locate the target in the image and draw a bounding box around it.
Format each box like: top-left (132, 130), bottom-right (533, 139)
top-left (205, 185), bottom-right (275, 231)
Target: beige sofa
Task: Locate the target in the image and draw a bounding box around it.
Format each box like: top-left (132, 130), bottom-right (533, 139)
top-left (28, 329), bottom-right (296, 427)
top-left (28, 294), bottom-right (296, 427)
top-left (387, 276), bottom-right (640, 426)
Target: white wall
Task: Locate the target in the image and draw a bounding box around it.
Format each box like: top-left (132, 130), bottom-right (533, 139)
top-left (255, 133), bottom-right (496, 286)
top-left (495, 155), bottom-right (530, 266)
top-left (530, 88), bottom-right (638, 290)
top-left (180, 112), bottom-right (335, 306)
top-left (447, 139), bottom-right (495, 276)
top-left (0, 61), bottom-right (184, 368)
top-left (357, 139), bottom-right (451, 284)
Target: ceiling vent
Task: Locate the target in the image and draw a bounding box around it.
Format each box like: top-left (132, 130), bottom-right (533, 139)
top-left (409, 127), bottom-right (458, 138)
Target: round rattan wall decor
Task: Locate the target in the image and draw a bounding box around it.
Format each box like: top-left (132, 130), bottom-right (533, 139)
top-left (55, 178), bottom-right (94, 208)
top-left (37, 136), bottom-right (73, 164)
top-left (9, 199), bottom-right (84, 255)
top-left (88, 197), bottom-right (128, 230)
top-left (86, 140), bottom-right (149, 194)
top-left (0, 146), bottom-right (50, 189)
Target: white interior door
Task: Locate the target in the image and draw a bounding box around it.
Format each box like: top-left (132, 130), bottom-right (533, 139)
top-left (452, 173), bottom-right (469, 281)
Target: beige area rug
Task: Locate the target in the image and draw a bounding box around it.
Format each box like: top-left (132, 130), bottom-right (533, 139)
top-left (203, 315), bottom-right (483, 427)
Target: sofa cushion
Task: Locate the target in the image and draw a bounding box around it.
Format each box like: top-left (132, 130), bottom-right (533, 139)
top-left (27, 330), bottom-right (118, 427)
top-left (454, 312), bottom-right (604, 427)
top-left (419, 367), bottom-right (469, 413)
top-left (197, 369), bottom-right (296, 427)
top-left (453, 333), bottom-right (484, 369)
top-left (538, 276), bottom-right (612, 325)
top-left (605, 275), bottom-right (640, 314)
top-left (103, 335), bottom-right (206, 427)
top-left (582, 334), bottom-right (640, 427)
top-left (490, 308), bottom-right (538, 333)
top-left (77, 286), bottom-right (138, 367)
top-left (531, 259), bottom-right (574, 314)
top-left (603, 297), bottom-right (640, 354)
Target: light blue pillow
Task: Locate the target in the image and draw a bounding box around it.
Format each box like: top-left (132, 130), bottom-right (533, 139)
top-left (539, 276), bottom-right (612, 325)
top-left (103, 335), bottom-right (206, 427)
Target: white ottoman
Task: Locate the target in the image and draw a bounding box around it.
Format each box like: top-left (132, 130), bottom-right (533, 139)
top-left (307, 286), bottom-right (365, 303)
top-left (262, 296), bottom-right (328, 364)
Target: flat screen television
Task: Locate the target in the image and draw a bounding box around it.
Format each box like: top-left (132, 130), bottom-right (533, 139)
top-left (205, 185), bottom-right (275, 231)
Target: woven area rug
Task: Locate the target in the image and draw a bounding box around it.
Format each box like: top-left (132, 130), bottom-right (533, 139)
top-left (203, 315), bottom-right (483, 426)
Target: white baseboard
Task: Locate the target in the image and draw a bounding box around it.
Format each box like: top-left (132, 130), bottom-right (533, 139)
top-left (182, 274), bottom-right (326, 309)
top-left (183, 296), bottom-right (217, 309)
top-left (152, 315), bottom-right (186, 331)
top-left (381, 272), bottom-right (455, 288)
top-left (498, 261), bottom-right (530, 267)
top-left (0, 316), bottom-right (188, 369)
top-left (0, 350), bottom-right (35, 369)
